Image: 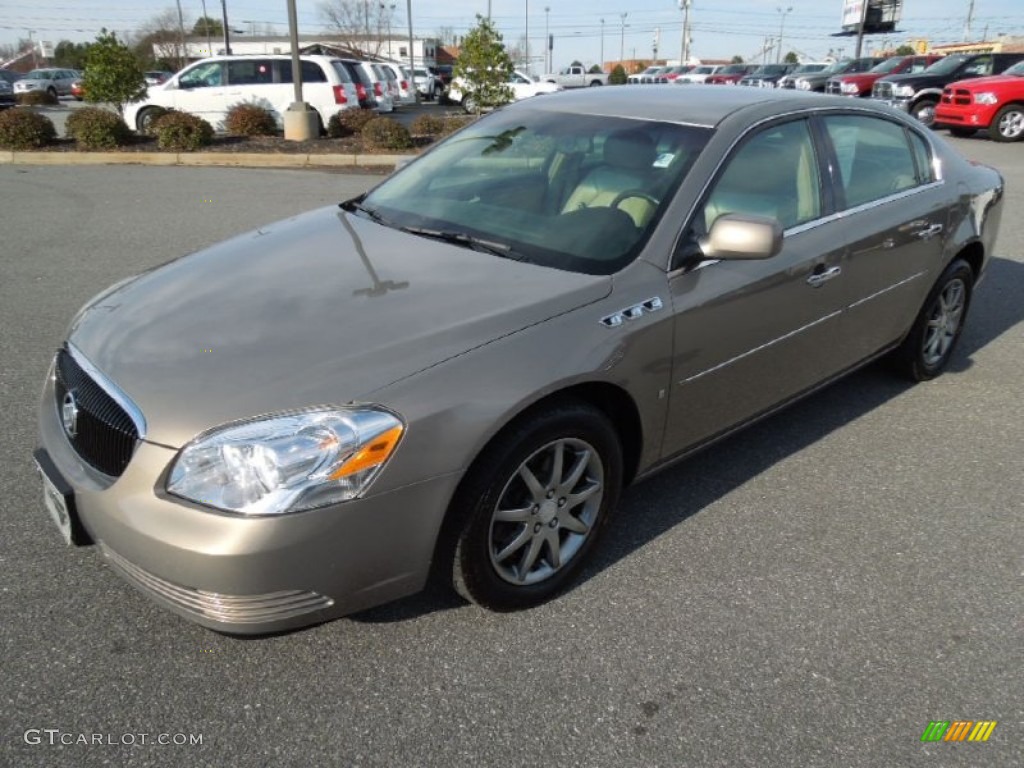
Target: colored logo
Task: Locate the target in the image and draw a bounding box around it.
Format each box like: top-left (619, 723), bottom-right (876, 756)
top-left (921, 721), bottom-right (997, 742)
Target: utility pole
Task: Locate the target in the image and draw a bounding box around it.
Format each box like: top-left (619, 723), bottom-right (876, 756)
top-left (678, 0), bottom-right (691, 66)
top-left (407, 0), bottom-right (416, 102)
top-left (619, 12), bottom-right (627, 63)
top-left (854, 0), bottom-right (868, 57)
top-left (964, 0), bottom-right (976, 40)
top-left (200, 0), bottom-right (213, 55)
top-left (544, 7), bottom-right (550, 72)
top-left (776, 6), bottom-right (792, 64)
top-left (220, 0), bottom-right (232, 55)
top-left (600, 18), bottom-right (605, 70)
top-left (525, 0), bottom-right (530, 76)
top-left (174, 0), bottom-right (187, 68)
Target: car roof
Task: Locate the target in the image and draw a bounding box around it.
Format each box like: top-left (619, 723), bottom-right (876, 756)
top-left (504, 84), bottom-right (865, 127)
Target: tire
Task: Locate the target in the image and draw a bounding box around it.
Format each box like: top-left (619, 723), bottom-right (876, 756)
top-left (991, 103), bottom-right (1024, 142)
top-left (462, 95), bottom-right (477, 114)
top-left (136, 107), bottom-right (161, 134)
top-left (891, 259), bottom-right (974, 381)
top-left (948, 126), bottom-right (977, 138)
top-left (449, 402), bottom-right (623, 611)
top-left (911, 98), bottom-right (938, 127)
top-left (47, 87), bottom-right (58, 100)
top-left (589, 79), bottom-right (603, 87)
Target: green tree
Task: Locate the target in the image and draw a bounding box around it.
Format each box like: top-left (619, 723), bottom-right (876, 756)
top-left (588, 64), bottom-right (603, 74)
top-left (453, 15), bottom-right (514, 114)
top-left (784, 51), bottom-right (799, 64)
top-left (608, 64), bottom-right (627, 85)
top-left (82, 31), bottom-right (147, 117)
top-left (731, 55), bottom-right (744, 63)
top-left (54, 40), bottom-right (92, 70)
top-left (192, 16), bottom-right (224, 36)
top-left (895, 44), bottom-right (916, 56)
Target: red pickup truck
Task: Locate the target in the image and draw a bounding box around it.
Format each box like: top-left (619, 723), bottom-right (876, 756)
top-left (705, 63), bottom-right (758, 85)
top-left (825, 54), bottom-right (942, 96)
top-left (934, 60), bottom-right (1024, 141)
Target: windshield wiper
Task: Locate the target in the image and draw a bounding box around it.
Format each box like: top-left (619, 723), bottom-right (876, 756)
top-left (340, 198), bottom-right (388, 225)
top-left (399, 226), bottom-right (522, 260)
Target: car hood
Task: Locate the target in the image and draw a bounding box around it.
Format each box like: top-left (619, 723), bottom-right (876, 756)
top-left (948, 74), bottom-right (1024, 90)
top-left (67, 206), bottom-right (611, 448)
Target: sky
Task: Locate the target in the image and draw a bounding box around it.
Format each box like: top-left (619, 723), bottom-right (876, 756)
top-left (2, 0), bottom-right (1023, 70)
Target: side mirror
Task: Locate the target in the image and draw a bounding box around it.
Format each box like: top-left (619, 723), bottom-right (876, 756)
top-left (699, 214), bottom-right (783, 260)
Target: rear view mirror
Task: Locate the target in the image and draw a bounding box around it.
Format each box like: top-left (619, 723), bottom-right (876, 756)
top-left (700, 214), bottom-right (783, 260)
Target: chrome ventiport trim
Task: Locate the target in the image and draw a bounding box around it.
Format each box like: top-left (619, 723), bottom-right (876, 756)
top-left (66, 342), bottom-right (148, 440)
top-left (600, 296), bottom-right (665, 327)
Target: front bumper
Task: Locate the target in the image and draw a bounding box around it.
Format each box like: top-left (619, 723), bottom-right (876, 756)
top-left (934, 103), bottom-right (998, 129)
top-left (876, 98), bottom-right (911, 112)
top-left (37, 368), bottom-right (462, 634)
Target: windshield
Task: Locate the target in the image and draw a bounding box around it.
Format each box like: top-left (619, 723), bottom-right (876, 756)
top-left (793, 64), bottom-right (827, 74)
top-left (25, 70), bottom-right (54, 79)
top-left (924, 55), bottom-right (969, 75)
top-left (870, 56), bottom-right (907, 74)
top-left (752, 64), bottom-right (790, 76)
top-left (721, 64), bottom-right (748, 74)
top-left (359, 109), bottom-right (711, 275)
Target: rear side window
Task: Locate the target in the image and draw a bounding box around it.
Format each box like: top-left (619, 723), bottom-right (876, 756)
top-left (908, 130), bottom-right (934, 184)
top-left (823, 115), bottom-right (920, 208)
top-left (227, 60), bottom-right (274, 85)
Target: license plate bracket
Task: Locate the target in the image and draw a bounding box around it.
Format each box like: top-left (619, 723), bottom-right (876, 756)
top-left (33, 448), bottom-right (90, 546)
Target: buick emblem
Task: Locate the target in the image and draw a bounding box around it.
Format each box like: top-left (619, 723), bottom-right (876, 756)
top-left (61, 390), bottom-right (80, 439)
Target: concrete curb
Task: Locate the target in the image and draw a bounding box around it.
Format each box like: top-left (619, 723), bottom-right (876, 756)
top-left (1, 151), bottom-right (413, 169)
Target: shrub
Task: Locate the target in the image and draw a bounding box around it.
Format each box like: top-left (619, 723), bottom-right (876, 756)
top-left (409, 113), bottom-right (447, 137)
top-left (65, 107), bottom-right (131, 149)
top-left (0, 109), bottom-right (57, 149)
top-left (327, 108), bottom-right (377, 138)
top-left (82, 30), bottom-right (147, 116)
top-left (361, 117), bottom-right (413, 150)
top-left (609, 65), bottom-right (627, 85)
top-left (16, 90), bottom-right (59, 106)
top-left (225, 103), bottom-right (277, 136)
top-left (153, 111), bottom-right (213, 151)
top-left (438, 115), bottom-right (477, 137)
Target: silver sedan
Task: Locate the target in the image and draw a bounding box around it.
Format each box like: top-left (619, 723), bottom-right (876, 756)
top-left (35, 86), bottom-right (1004, 633)
top-left (13, 68), bottom-right (79, 98)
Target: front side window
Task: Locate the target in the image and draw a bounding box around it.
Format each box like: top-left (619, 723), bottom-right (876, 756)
top-left (180, 61), bottom-right (224, 89)
top-left (823, 115), bottom-right (920, 208)
top-left (700, 119), bottom-right (821, 232)
top-left (360, 109), bottom-right (712, 275)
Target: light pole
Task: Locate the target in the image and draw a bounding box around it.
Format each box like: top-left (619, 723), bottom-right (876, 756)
top-left (600, 18), bottom-right (604, 71)
top-left (678, 0), bottom-right (691, 66)
top-left (525, 0), bottom-right (530, 76)
top-left (776, 6), bottom-right (792, 64)
top-left (219, 0), bottom-right (231, 55)
top-left (619, 12), bottom-right (627, 63)
top-left (544, 6), bottom-right (550, 73)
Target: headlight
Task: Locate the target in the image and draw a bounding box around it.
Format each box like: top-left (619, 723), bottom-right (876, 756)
top-left (167, 407), bottom-right (404, 516)
top-left (975, 92), bottom-right (998, 105)
top-left (796, 79), bottom-right (811, 91)
top-left (840, 82), bottom-right (860, 94)
top-left (893, 85), bottom-right (915, 98)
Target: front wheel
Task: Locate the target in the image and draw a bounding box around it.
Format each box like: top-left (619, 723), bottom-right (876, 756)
top-left (891, 259), bottom-right (974, 381)
top-left (461, 95), bottom-right (477, 114)
top-left (450, 402), bottom-right (623, 611)
top-left (136, 107), bottom-right (161, 134)
top-left (911, 98), bottom-right (938, 127)
top-left (991, 104), bottom-right (1024, 142)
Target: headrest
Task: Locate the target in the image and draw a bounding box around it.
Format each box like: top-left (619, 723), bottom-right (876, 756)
top-left (603, 130), bottom-right (656, 171)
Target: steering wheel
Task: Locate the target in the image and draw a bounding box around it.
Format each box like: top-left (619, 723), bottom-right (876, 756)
top-left (609, 190), bottom-right (659, 212)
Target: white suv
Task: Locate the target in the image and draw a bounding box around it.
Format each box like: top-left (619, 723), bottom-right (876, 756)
top-left (123, 54), bottom-right (360, 134)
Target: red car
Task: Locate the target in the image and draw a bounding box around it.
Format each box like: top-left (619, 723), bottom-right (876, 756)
top-left (705, 63), bottom-right (758, 85)
top-left (935, 60), bottom-right (1024, 141)
top-left (825, 54), bottom-right (942, 97)
top-left (70, 80), bottom-right (84, 100)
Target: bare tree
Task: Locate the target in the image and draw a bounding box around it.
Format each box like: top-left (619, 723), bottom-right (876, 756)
top-left (133, 8), bottom-right (190, 69)
top-left (434, 26), bottom-right (457, 46)
top-left (318, 0), bottom-right (397, 57)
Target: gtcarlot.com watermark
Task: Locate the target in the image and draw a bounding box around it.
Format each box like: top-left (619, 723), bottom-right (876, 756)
top-left (24, 729), bottom-right (203, 746)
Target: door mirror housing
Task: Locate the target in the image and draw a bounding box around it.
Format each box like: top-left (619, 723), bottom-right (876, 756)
top-left (699, 214), bottom-right (783, 260)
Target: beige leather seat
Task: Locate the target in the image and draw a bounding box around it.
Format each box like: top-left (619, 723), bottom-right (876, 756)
top-left (562, 130), bottom-right (658, 227)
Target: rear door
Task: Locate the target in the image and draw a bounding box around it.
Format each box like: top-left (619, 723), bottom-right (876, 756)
top-left (816, 112), bottom-right (951, 360)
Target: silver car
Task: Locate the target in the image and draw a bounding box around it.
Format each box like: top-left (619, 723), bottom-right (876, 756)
top-left (36, 87), bottom-right (1003, 634)
top-left (13, 68), bottom-right (79, 98)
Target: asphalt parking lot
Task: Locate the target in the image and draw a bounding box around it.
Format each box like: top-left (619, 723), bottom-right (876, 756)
top-left (0, 137), bottom-right (1022, 767)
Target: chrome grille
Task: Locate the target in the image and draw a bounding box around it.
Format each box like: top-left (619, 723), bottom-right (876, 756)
top-left (102, 545), bottom-right (335, 624)
top-left (873, 81), bottom-right (894, 99)
top-left (54, 347), bottom-right (139, 476)
top-left (825, 80), bottom-right (842, 95)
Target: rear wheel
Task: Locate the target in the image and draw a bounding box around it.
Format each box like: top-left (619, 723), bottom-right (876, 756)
top-left (991, 104), bottom-right (1024, 142)
top-left (589, 79), bottom-right (603, 87)
top-left (891, 259), bottom-right (974, 381)
top-left (47, 87), bottom-right (58, 100)
top-left (449, 402), bottom-right (623, 611)
top-left (911, 98), bottom-right (938, 127)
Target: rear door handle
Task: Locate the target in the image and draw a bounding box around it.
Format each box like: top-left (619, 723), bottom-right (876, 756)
top-left (807, 266), bottom-right (842, 287)
top-left (915, 223), bottom-right (944, 240)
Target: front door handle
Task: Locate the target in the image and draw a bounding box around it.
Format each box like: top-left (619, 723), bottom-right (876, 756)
top-left (806, 266), bottom-right (842, 287)
top-left (915, 223), bottom-right (944, 240)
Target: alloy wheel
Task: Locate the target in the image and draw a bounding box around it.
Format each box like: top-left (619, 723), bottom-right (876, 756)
top-left (922, 278), bottom-right (966, 367)
top-left (997, 108), bottom-right (1024, 140)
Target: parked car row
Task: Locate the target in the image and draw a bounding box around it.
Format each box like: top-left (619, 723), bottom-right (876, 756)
top-left (122, 54), bottom-right (430, 135)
